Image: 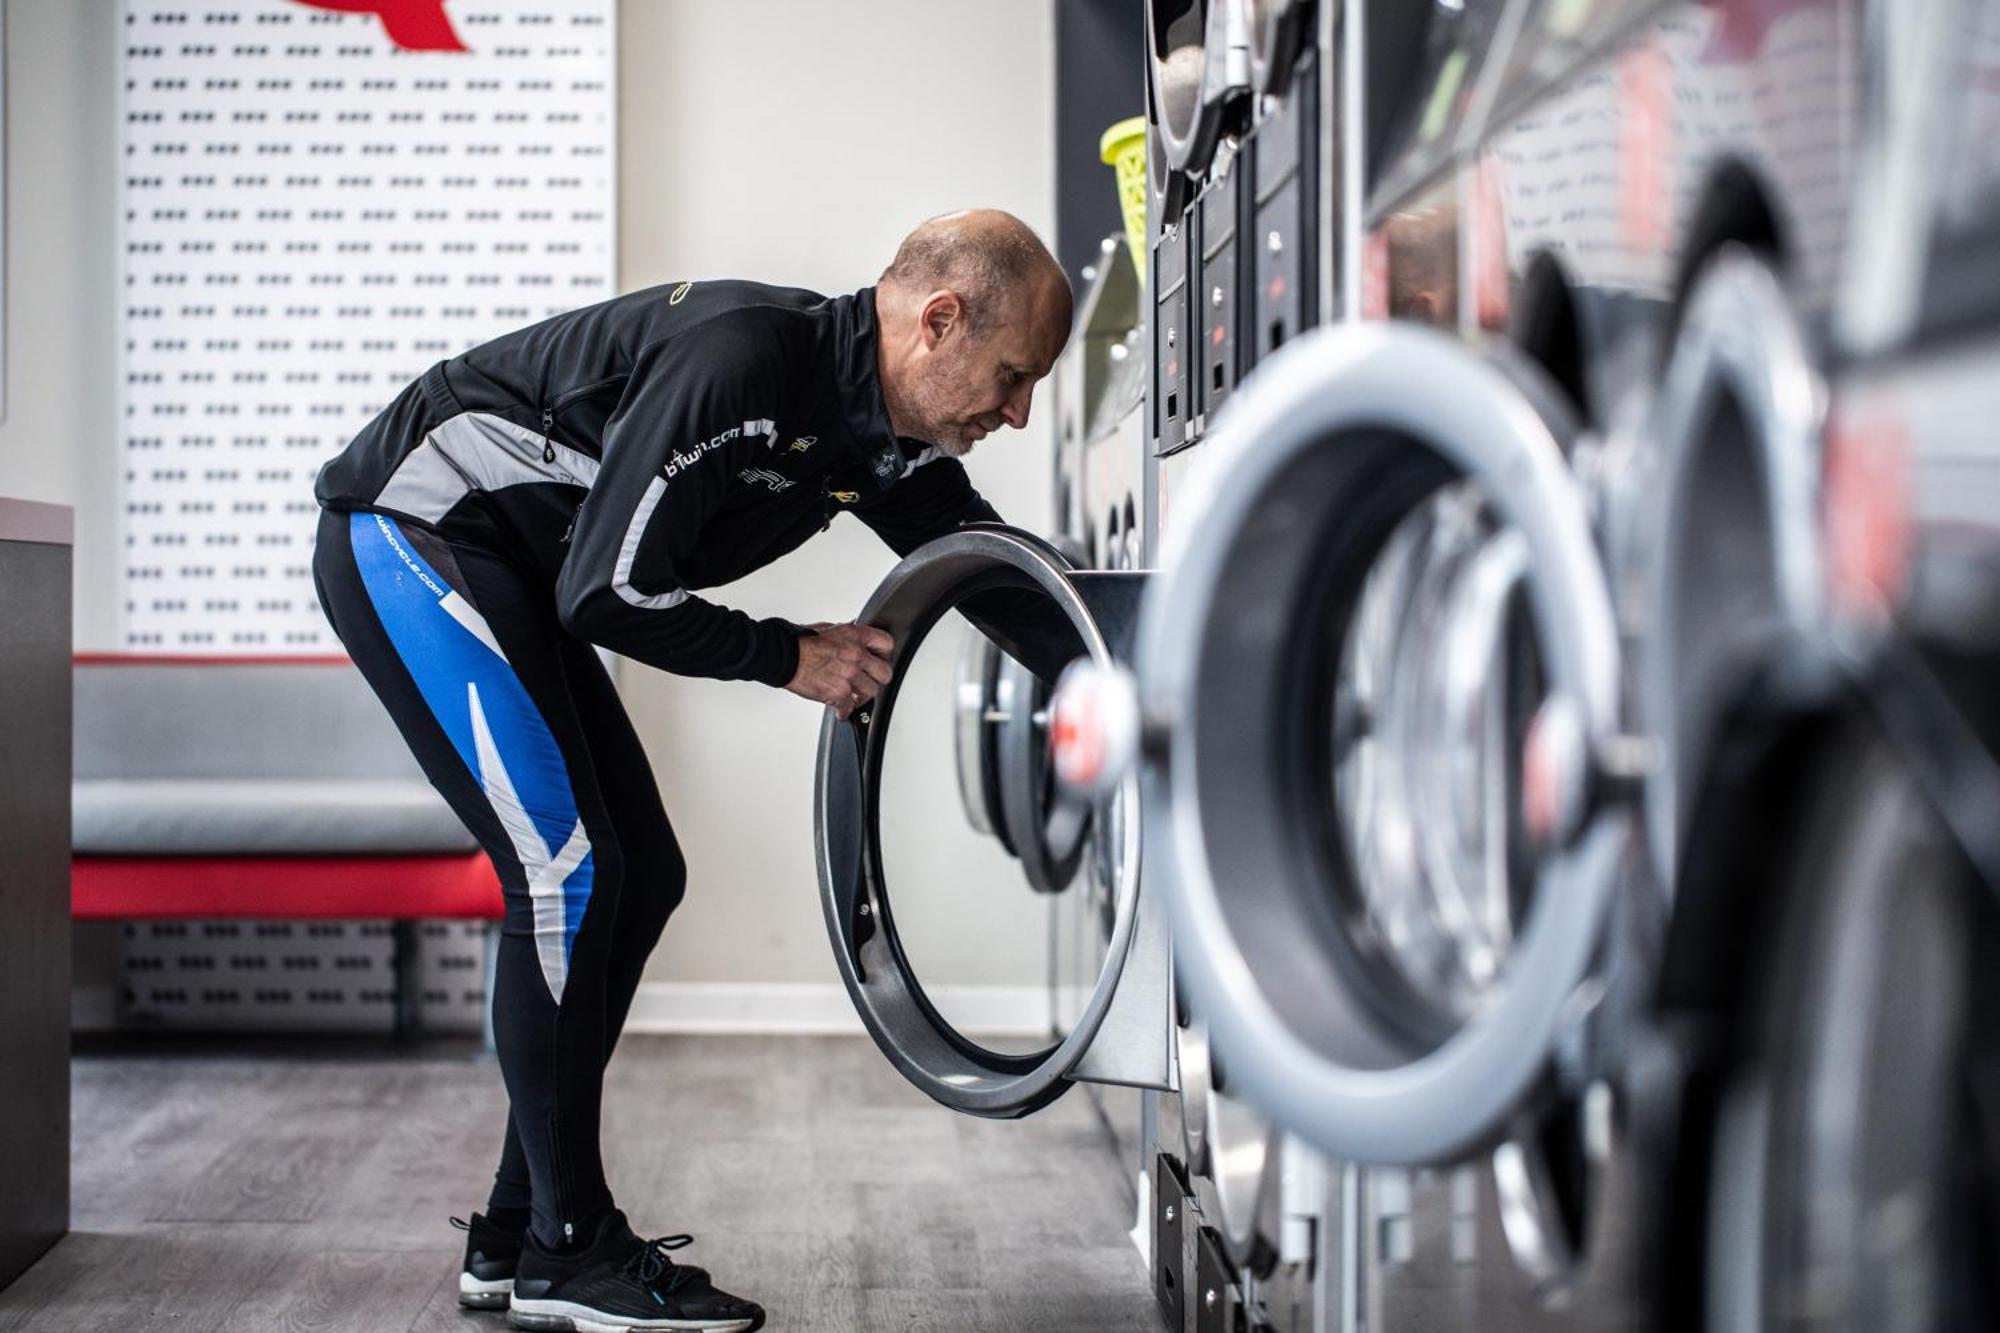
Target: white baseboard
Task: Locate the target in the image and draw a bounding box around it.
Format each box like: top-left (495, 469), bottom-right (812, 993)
top-left (621, 981), bottom-right (1070, 1036)
top-left (73, 977), bottom-right (1079, 1037)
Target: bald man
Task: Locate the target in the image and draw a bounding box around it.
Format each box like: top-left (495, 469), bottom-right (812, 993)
top-left (311, 210), bottom-right (1071, 1332)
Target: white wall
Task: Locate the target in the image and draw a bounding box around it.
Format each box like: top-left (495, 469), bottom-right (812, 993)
top-left (614, 0), bottom-right (1060, 990)
top-left (0, 0), bottom-right (121, 649)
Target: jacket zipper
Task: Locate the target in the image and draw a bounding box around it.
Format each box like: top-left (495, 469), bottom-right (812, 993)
top-left (550, 374), bottom-right (623, 413)
top-left (539, 375), bottom-right (624, 466)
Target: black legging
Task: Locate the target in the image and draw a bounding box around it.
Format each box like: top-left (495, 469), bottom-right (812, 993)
top-left (312, 505), bottom-right (685, 1248)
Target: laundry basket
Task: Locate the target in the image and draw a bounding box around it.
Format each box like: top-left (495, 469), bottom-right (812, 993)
top-left (1100, 116), bottom-right (1149, 282)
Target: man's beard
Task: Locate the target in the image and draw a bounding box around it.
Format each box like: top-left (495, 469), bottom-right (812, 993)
top-left (903, 367), bottom-right (982, 457)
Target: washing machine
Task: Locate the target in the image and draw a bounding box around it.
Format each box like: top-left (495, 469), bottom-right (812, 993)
top-left (1628, 1), bottom-right (2000, 1326)
top-left (1141, 8), bottom-right (1364, 1329)
top-left (1146, 0), bottom-right (1253, 243)
top-left (1458, 4), bottom-right (1993, 1328)
top-left (810, 229), bottom-right (1170, 1327)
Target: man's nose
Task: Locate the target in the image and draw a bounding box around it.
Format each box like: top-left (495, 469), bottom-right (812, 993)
top-left (1001, 383), bottom-right (1033, 430)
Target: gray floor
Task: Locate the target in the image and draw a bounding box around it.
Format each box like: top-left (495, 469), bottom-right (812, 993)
top-left (0, 1035), bottom-right (1157, 1332)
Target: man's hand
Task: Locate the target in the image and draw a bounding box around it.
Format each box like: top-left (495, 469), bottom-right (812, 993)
top-left (787, 622), bottom-right (895, 718)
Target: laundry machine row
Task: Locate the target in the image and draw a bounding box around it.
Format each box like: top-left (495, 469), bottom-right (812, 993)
top-left (800, 3), bottom-right (2000, 1332)
top-left (1098, 2), bottom-right (2000, 1331)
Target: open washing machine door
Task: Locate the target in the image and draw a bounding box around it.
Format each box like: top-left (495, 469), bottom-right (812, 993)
top-left (817, 526), bottom-right (1170, 1118)
top-left (1243, 0), bottom-right (1316, 100)
top-left (1137, 321), bottom-right (1629, 1166)
top-left (1147, 0), bottom-right (1250, 180)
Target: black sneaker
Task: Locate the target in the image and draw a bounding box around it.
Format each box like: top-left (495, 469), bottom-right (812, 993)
top-left (508, 1209), bottom-right (766, 1332)
top-left (453, 1213), bottom-right (526, 1311)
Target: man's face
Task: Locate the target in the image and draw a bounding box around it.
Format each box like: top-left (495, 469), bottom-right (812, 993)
top-left (905, 289), bottom-right (1067, 457)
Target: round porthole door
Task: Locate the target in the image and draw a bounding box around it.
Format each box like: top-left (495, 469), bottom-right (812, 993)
top-left (1639, 247), bottom-right (1826, 889)
top-left (1243, 0), bottom-right (1315, 100)
top-left (1147, 0), bottom-right (1249, 179)
top-left (817, 526), bottom-right (1158, 1118)
top-left (1139, 322), bottom-right (1629, 1165)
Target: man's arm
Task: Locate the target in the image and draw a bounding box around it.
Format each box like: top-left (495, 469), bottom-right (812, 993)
top-left (555, 320), bottom-right (810, 686)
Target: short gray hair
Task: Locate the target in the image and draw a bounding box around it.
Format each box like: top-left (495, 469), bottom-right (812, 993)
top-left (879, 211), bottom-right (1058, 335)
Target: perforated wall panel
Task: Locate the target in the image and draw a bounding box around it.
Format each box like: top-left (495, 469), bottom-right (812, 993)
top-left (119, 919), bottom-right (490, 1032)
top-left (119, 0), bottom-right (618, 651)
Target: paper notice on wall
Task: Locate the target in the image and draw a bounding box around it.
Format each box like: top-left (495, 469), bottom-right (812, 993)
top-left (119, 0), bottom-right (617, 652)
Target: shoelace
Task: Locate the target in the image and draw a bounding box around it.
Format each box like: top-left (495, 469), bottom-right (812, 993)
top-left (626, 1233), bottom-right (696, 1291)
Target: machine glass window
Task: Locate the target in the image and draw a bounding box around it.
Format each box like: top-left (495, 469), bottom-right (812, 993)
top-left (1325, 482), bottom-right (1547, 1043)
top-left (876, 597), bottom-right (1097, 1060)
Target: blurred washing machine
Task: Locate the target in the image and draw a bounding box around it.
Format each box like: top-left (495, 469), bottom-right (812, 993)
top-left (1151, 429), bottom-right (1339, 1333)
top-left (1124, 311), bottom-right (1641, 1330)
top-left (1048, 229), bottom-right (1324, 1333)
top-left (1627, 2), bottom-right (2000, 1327)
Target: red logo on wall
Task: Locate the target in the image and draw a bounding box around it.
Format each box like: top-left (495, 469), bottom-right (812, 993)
top-left (291, 0), bottom-right (468, 53)
top-left (1701, 0), bottom-right (1815, 62)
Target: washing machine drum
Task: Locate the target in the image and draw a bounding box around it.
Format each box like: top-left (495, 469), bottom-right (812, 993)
top-left (951, 632), bottom-right (1011, 846)
top-left (951, 590), bottom-right (1091, 892)
top-left (818, 526), bottom-right (1149, 1118)
top-left (1140, 322), bottom-right (1628, 1166)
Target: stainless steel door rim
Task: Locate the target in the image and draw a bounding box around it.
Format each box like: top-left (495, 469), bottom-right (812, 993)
top-left (816, 527), bottom-right (1147, 1117)
top-left (1147, 0), bottom-right (1250, 177)
top-left (1641, 247), bottom-right (1827, 890)
top-left (1244, 0), bottom-right (1315, 99)
top-left (1139, 321), bottom-right (1627, 1165)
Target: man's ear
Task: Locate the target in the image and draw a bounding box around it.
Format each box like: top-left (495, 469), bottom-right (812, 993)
top-left (920, 290), bottom-right (964, 350)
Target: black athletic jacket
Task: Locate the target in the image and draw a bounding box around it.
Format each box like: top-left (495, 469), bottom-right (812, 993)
top-left (315, 281), bottom-right (1001, 687)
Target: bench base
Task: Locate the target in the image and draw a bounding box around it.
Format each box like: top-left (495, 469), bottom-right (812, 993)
top-left (75, 854), bottom-right (503, 1042)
